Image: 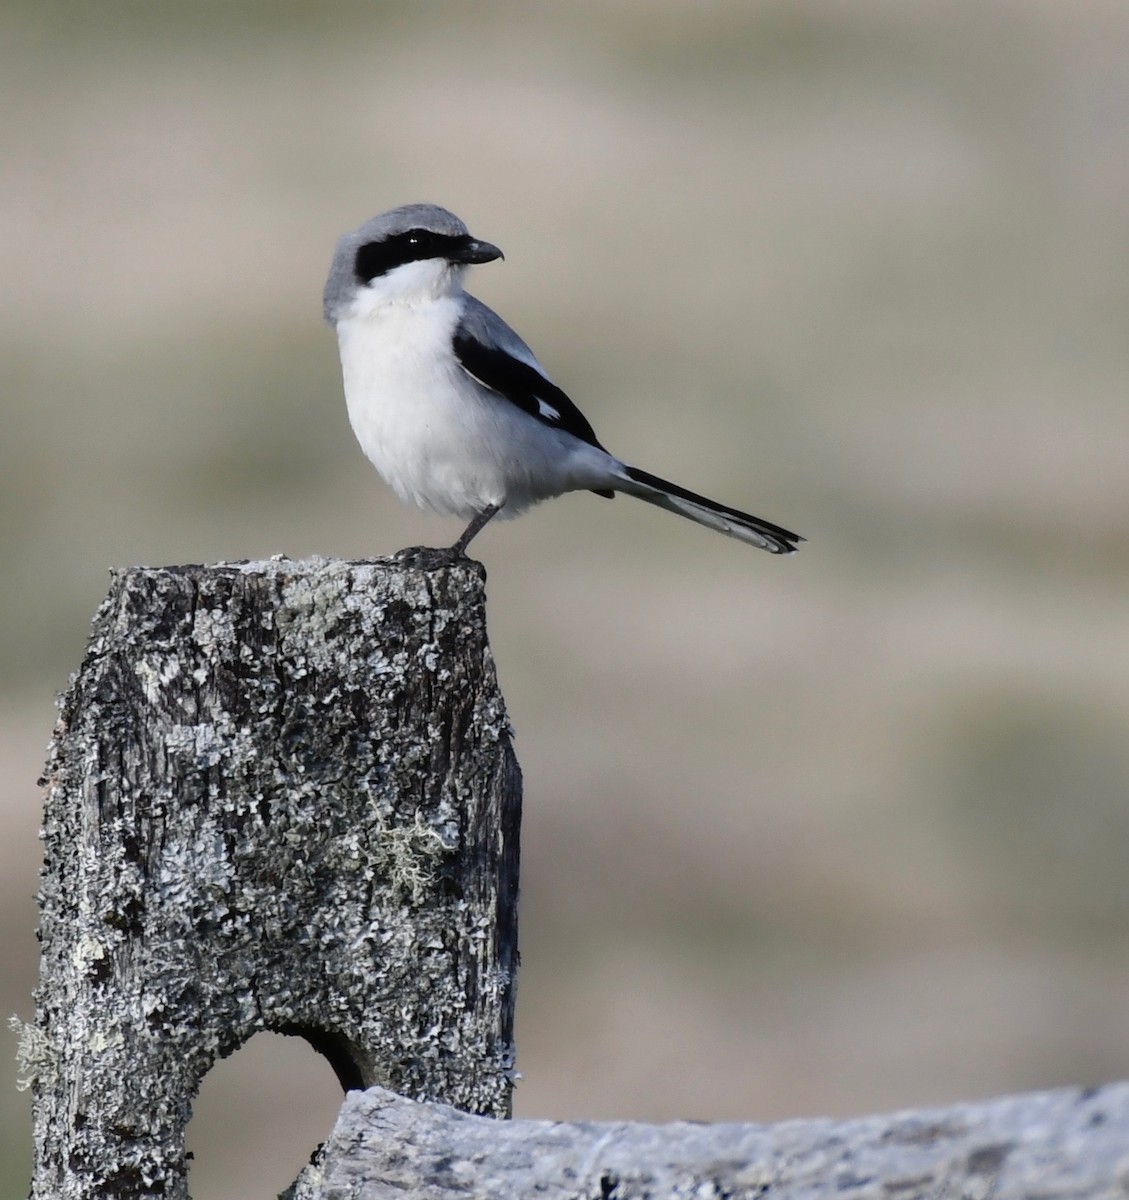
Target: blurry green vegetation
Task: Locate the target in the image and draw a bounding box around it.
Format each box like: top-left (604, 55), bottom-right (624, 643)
top-left (939, 692), bottom-right (1129, 942)
top-left (4, 2), bottom-right (1129, 1195)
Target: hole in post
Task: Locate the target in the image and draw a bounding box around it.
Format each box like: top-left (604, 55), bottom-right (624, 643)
top-left (278, 1023), bottom-right (367, 1092)
top-left (187, 1031), bottom-right (343, 1200)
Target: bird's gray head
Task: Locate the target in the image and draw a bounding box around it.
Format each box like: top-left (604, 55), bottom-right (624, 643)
top-left (323, 203), bottom-right (503, 322)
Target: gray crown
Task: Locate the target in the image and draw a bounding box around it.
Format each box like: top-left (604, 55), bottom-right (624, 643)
top-left (323, 204), bottom-right (471, 321)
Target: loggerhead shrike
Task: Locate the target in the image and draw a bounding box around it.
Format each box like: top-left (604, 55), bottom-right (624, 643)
top-left (323, 204), bottom-right (803, 556)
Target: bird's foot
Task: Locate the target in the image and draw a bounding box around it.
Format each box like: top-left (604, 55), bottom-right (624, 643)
top-left (393, 544), bottom-right (477, 571)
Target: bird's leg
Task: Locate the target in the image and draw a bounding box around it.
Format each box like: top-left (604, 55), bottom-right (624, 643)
top-left (451, 503), bottom-right (502, 555)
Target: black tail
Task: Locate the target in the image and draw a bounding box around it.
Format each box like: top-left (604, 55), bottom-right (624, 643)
top-left (618, 466), bottom-right (803, 555)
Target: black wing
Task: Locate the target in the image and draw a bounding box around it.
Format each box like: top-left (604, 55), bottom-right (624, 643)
top-left (452, 330), bottom-right (608, 453)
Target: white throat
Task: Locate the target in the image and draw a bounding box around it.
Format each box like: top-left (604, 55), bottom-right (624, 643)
top-left (343, 258), bottom-right (466, 320)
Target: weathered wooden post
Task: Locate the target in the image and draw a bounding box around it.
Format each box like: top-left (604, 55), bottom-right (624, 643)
top-left (26, 554), bottom-right (1129, 1200)
top-left (28, 556), bottom-right (521, 1200)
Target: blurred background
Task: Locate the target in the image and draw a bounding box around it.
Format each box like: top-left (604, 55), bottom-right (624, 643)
top-left (3, 1), bottom-right (1129, 1195)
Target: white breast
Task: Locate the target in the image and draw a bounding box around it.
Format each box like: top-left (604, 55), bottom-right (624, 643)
top-left (335, 294), bottom-right (618, 520)
top-left (336, 297), bottom-right (489, 517)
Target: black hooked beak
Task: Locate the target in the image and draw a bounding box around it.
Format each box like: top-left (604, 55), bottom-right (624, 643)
top-left (456, 236), bottom-right (504, 265)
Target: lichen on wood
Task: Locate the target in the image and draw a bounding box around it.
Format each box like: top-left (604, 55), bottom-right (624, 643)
top-left (29, 556), bottom-right (521, 1200)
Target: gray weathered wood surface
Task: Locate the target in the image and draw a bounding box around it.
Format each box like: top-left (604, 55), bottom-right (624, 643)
top-left (29, 556), bottom-right (521, 1200)
top-left (291, 1080), bottom-right (1129, 1199)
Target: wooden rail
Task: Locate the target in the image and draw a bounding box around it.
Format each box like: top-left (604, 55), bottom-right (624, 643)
top-left (26, 556), bottom-right (1127, 1198)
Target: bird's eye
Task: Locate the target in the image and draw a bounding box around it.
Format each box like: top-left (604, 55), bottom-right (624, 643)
top-left (353, 229), bottom-right (443, 283)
